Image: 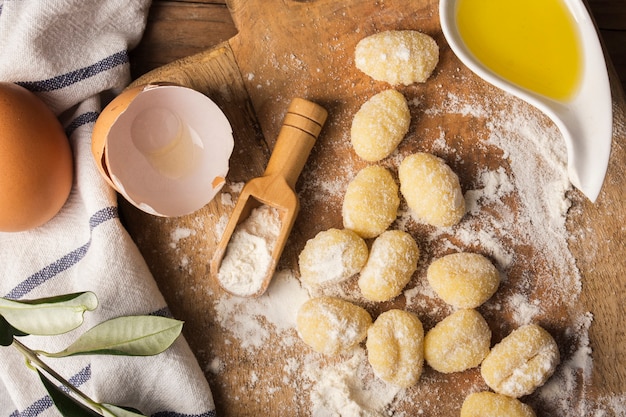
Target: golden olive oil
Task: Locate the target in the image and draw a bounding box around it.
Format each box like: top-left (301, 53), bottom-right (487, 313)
top-left (456, 0), bottom-right (582, 101)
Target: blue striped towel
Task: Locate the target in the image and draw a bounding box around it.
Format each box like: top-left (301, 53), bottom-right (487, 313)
top-left (0, 2), bottom-right (216, 416)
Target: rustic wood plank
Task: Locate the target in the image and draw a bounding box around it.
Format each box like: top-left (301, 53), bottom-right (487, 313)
top-left (130, 1), bottom-right (237, 78)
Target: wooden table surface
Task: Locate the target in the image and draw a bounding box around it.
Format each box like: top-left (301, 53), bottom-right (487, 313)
top-left (124, 1), bottom-right (626, 416)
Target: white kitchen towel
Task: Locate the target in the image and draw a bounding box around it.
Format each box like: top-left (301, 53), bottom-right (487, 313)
top-left (0, 1), bottom-right (216, 416)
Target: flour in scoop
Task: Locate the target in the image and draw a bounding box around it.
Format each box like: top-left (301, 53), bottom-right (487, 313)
top-left (217, 204), bottom-right (281, 296)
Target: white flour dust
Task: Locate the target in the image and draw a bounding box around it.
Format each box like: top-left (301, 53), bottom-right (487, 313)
top-left (305, 349), bottom-right (401, 417)
top-left (213, 270), bottom-right (309, 350)
top-left (204, 90), bottom-right (621, 415)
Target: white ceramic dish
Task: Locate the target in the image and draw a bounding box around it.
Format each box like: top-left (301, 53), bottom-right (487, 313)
top-left (439, 0), bottom-right (612, 202)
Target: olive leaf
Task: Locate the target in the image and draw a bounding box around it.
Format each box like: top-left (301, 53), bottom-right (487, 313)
top-left (0, 315), bottom-right (28, 346)
top-left (0, 292), bottom-right (98, 336)
top-left (41, 315), bottom-right (183, 358)
top-left (100, 404), bottom-right (146, 417)
top-left (38, 369), bottom-right (147, 417)
top-left (37, 369), bottom-right (103, 417)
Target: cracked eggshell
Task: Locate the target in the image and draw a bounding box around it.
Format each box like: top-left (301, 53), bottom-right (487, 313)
top-left (91, 83), bottom-right (234, 217)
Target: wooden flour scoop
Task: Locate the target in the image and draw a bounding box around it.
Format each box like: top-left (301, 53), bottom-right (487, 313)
top-left (210, 98), bottom-right (327, 297)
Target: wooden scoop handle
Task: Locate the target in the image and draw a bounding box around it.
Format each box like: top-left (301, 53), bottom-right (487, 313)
top-left (263, 98), bottom-right (328, 189)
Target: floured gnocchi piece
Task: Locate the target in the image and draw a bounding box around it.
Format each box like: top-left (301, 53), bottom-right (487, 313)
top-left (351, 89), bottom-right (410, 162)
top-left (296, 296), bottom-right (372, 356)
top-left (427, 252), bottom-right (500, 308)
top-left (424, 309), bottom-right (491, 373)
top-left (298, 228), bottom-right (368, 287)
top-left (342, 165), bottom-right (400, 238)
top-left (481, 324), bottom-right (560, 398)
top-left (366, 309), bottom-right (424, 387)
top-left (398, 152), bottom-right (465, 227)
top-left (355, 30), bottom-right (439, 86)
top-left (358, 230), bottom-right (419, 302)
top-left (460, 392), bottom-right (536, 417)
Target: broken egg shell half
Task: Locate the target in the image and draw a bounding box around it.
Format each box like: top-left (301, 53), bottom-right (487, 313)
top-left (91, 83), bottom-right (234, 217)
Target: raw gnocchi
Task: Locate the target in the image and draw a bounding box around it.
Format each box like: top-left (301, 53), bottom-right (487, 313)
top-left (427, 252), bottom-right (500, 308)
top-left (358, 230), bottom-right (419, 302)
top-left (296, 296), bottom-right (372, 356)
top-left (342, 165), bottom-right (400, 238)
top-left (481, 323), bottom-right (560, 398)
top-left (351, 89), bottom-right (410, 162)
top-left (398, 152), bottom-right (465, 227)
top-left (460, 392), bottom-right (536, 417)
top-left (424, 309), bottom-right (491, 373)
top-left (298, 228), bottom-right (368, 287)
top-left (355, 30), bottom-right (439, 86)
top-left (366, 309), bottom-right (424, 387)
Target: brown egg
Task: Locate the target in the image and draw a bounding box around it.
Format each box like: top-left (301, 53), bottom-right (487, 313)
top-left (0, 82), bottom-right (73, 232)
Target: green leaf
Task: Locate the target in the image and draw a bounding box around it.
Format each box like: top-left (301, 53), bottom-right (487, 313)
top-left (43, 316), bottom-right (183, 358)
top-left (100, 404), bottom-right (146, 417)
top-left (0, 292), bottom-right (98, 336)
top-left (37, 369), bottom-right (103, 417)
top-left (0, 315), bottom-right (28, 346)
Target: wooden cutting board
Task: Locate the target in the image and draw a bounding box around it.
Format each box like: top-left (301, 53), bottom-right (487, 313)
top-left (122, 0), bottom-right (626, 415)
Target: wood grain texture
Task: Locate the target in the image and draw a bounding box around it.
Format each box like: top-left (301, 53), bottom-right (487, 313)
top-left (123, 1), bottom-right (626, 416)
top-left (130, 1), bottom-right (237, 78)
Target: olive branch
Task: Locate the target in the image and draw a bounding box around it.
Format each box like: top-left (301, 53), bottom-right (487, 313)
top-left (0, 292), bottom-right (183, 416)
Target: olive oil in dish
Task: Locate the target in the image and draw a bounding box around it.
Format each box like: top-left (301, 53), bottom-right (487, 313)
top-left (455, 0), bottom-right (583, 101)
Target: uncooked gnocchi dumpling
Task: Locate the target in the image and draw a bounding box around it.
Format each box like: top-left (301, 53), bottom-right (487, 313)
top-left (342, 165), bottom-right (400, 238)
top-left (366, 309), bottom-right (424, 387)
top-left (298, 228), bottom-right (368, 287)
top-left (427, 252), bottom-right (500, 308)
top-left (481, 324), bottom-right (560, 398)
top-left (424, 309), bottom-right (491, 373)
top-left (351, 89), bottom-right (410, 162)
top-left (296, 296), bottom-right (372, 356)
top-left (460, 392), bottom-right (536, 417)
top-left (358, 230), bottom-right (419, 302)
top-left (355, 30), bottom-right (439, 86)
top-left (398, 152), bottom-right (465, 227)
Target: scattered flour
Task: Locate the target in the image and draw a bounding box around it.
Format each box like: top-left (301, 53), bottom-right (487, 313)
top-left (508, 293), bottom-right (542, 326)
top-left (306, 349), bottom-right (401, 417)
top-left (169, 227), bottom-right (194, 249)
top-left (220, 192), bottom-right (234, 207)
top-left (213, 270), bottom-right (309, 349)
top-left (465, 167), bottom-right (515, 215)
top-left (205, 88), bottom-right (616, 415)
top-left (215, 181), bottom-right (245, 240)
top-left (208, 357), bottom-right (224, 375)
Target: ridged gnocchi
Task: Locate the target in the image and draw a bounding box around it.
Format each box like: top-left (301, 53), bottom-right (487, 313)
top-left (366, 309), bottom-right (424, 387)
top-left (358, 230), bottom-right (419, 302)
top-left (342, 165), bottom-right (400, 238)
top-left (427, 252), bottom-right (500, 308)
top-left (481, 324), bottom-right (560, 398)
top-left (351, 89), bottom-right (410, 162)
top-left (355, 30), bottom-right (439, 86)
top-left (460, 392), bottom-right (536, 417)
top-left (398, 152), bottom-right (465, 227)
top-left (298, 228), bottom-right (368, 287)
top-left (296, 296), bottom-right (372, 356)
top-left (424, 309), bottom-right (491, 373)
